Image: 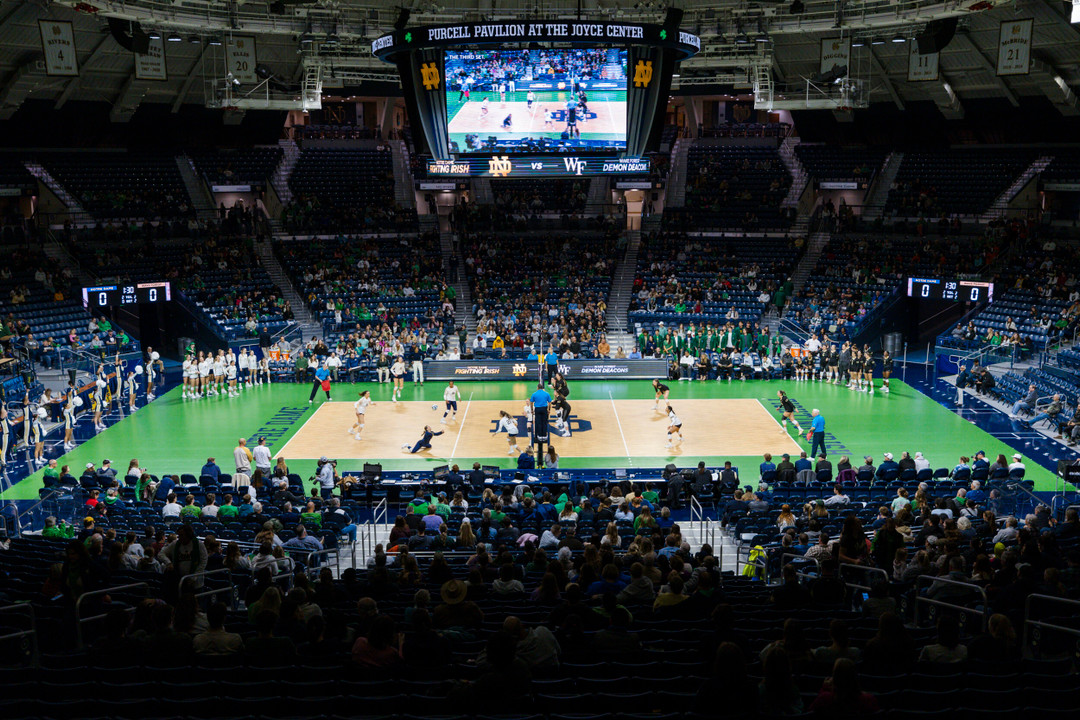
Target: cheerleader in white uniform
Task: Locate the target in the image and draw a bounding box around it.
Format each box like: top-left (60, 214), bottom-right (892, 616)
top-left (30, 405), bottom-right (46, 465)
top-left (0, 403), bottom-right (9, 467)
top-left (92, 366), bottom-right (107, 430)
top-left (145, 350), bottom-right (161, 401)
top-left (351, 390), bottom-right (374, 439)
top-left (112, 354), bottom-right (124, 409)
top-left (62, 393), bottom-right (78, 450)
top-left (126, 369), bottom-right (138, 412)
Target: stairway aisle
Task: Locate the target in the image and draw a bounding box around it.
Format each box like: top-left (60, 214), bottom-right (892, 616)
top-left (175, 155), bottom-right (217, 221)
top-left (861, 152), bottom-right (904, 223)
top-left (786, 231), bottom-right (831, 300)
top-left (271, 139), bottom-right (301, 207)
top-left (979, 155), bottom-right (1054, 224)
top-left (778, 135), bottom-right (809, 211)
top-left (24, 160), bottom-right (93, 224)
top-left (665, 138), bottom-right (690, 208)
top-left (605, 229), bottom-right (642, 351)
top-left (255, 240), bottom-right (319, 340)
top-left (391, 140), bottom-right (417, 209)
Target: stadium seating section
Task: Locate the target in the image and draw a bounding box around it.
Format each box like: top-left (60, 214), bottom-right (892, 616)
top-left (1042, 149), bottom-right (1080, 183)
top-left (885, 149), bottom-right (1035, 217)
top-left (629, 233), bottom-right (798, 335)
top-left (794, 145), bottom-right (888, 182)
top-left (189, 148), bottom-right (283, 188)
top-left (43, 152), bottom-right (193, 221)
top-left (490, 179), bottom-right (589, 216)
top-left (283, 148), bottom-right (417, 234)
top-left (665, 144), bottom-right (792, 230)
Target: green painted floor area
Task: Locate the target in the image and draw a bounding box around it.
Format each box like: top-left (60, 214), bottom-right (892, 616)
top-left (2, 378), bottom-right (1060, 500)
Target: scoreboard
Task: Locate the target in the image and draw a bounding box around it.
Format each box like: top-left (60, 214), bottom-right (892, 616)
top-left (82, 281), bottom-right (172, 308)
top-left (906, 278), bottom-right (993, 303)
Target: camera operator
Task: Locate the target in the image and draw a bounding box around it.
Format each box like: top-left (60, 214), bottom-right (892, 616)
top-left (314, 456), bottom-right (339, 500)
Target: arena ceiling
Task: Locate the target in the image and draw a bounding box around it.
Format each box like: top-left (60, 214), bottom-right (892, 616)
top-left (0, 0), bottom-right (1076, 120)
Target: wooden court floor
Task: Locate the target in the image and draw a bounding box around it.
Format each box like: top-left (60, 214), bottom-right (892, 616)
top-left (276, 398), bottom-right (802, 463)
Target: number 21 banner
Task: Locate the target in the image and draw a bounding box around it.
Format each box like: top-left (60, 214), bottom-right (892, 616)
top-left (997, 19), bottom-right (1032, 76)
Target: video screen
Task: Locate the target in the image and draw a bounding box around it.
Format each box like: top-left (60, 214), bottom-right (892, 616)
top-left (445, 48), bottom-right (628, 154)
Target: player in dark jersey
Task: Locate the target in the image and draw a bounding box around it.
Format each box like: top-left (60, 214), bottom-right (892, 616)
top-left (552, 393), bottom-right (572, 436)
top-left (826, 345), bottom-right (839, 384)
top-left (863, 350), bottom-right (876, 395)
top-left (839, 342), bottom-right (852, 388)
top-left (652, 379), bottom-right (670, 411)
top-left (776, 390), bottom-right (803, 434)
top-left (881, 350), bottom-right (893, 394)
top-left (566, 104), bottom-right (579, 138)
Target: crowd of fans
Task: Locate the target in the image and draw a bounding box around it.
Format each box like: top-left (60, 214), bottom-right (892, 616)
top-left (281, 195), bottom-right (417, 235)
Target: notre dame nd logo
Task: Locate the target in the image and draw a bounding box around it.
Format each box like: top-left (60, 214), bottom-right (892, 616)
top-left (512, 364), bottom-right (528, 377)
top-left (488, 155), bottom-right (512, 177)
top-left (491, 414), bottom-right (592, 439)
top-left (633, 60), bottom-right (653, 88)
top-left (421, 62), bottom-right (440, 91)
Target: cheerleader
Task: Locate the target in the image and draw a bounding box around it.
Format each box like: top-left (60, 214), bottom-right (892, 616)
top-left (390, 355), bottom-right (406, 402)
top-left (62, 392), bottom-right (77, 450)
top-left (182, 354), bottom-right (198, 399)
top-left (92, 374), bottom-right (106, 431)
top-left (881, 349), bottom-right (892, 394)
top-left (226, 358), bottom-right (239, 397)
top-left (255, 356), bottom-right (271, 386)
top-left (0, 402), bottom-right (9, 468)
top-left (145, 349), bottom-right (161, 401)
top-left (112, 353), bottom-right (124, 408)
top-left (213, 351), bottom-right (226, 396)
top-left (664, 404), bottom-right (683, 449)
top-left (351, 390), bottom-right (373, 439)
top-left (29, 404), bottom-right (46, 465)
top-left (126, 369), bottom-right (138, 411)
top-left (496, 410), bottom-right (520, 454)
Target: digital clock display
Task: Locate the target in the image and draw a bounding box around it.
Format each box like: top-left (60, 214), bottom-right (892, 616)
top-left (82, 281), bottom-right (172, 308)
top-left (907, 278), bottom-right (993, 303)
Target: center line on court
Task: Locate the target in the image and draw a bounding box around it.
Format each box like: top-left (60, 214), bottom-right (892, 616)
top-left (450, 392), bottom-right (473, 460)
top-left (609, 391), bottom-right (632, 465)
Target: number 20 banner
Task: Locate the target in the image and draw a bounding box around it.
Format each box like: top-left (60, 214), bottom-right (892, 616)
top-left (226, 35), bottom-right (258, 84)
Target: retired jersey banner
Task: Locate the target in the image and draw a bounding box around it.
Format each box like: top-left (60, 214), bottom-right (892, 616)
top-left (226, 34), bottom-right (257, 84)
top-left (908, 44), bottom-right (939, 81)
top-left (39, 20), bottom-right (79, 77)
top-left (997, 19), bottom-right (1032, 76)
top-left (819, 37), bottom-right (851, 76)
top-left (134, 36), bottom-right (167, 80)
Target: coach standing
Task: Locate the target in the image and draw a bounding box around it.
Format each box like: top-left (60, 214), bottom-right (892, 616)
top-left (809, 409), bottom-right (827, 459)
top-left (309, 361), bottom-right (331, 403)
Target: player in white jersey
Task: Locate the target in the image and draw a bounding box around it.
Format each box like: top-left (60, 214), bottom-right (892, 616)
top-left (441, 380), bottom-right (461, 424)
top-left (197, 352), bottom-right (212, 397)
top-left (544, 108), bottom-right (554, 129)
top-left (238, 348), bottom-right (252, 387)
top-left (665, 405), bottom-right (683, 449)
top-left (126, 370), bottom-right (138, 412)
top-left (255, 356), bottom-right (270, 386)
top-left (496, 410), bottom-right (520, 455)
top-left (226, 358), bottom-right (239, 397)
top-left (390, 356), bottom-right (407, 402)
top-left (481, 97), bottom-right (489, 117)
top-left (522, 399), bottom-right (534, 435)
top-left (351, 390), bottom-right (374, 439)
top-left (182, 354), bottom-right (198, 399)
top-left (213, 352), bottom-right (226, 395)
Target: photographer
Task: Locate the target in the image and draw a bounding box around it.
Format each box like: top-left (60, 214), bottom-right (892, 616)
top-left (314, 456), bottom-right (339, 500)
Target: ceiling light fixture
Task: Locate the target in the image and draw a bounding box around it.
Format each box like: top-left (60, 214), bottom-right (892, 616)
top-left (167, 33), bottom-right (182, 42)
top-left (891, 33), bottom-right (906, 43)
top-left (870, 37), bottom-right (885, 45)
top-left (147, 30), bottom-right (162, 40)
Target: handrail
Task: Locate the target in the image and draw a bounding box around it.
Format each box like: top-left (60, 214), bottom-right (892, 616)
top-left (689, 495), bottom-right (703, 537)
top-left (305, 547), bottom-right (339, 576)
top-left (838, 562), bottom-right (889, 593)
top-left (1022, 593), bottom-right (1080, 656)
top-left (0, 604), bottom-right (39, 667)
top-left (359, 520), bottom-right (373, 565)
top-left (178, 568), bottom-right (235, 606)
top-left (780, 552), bottom-right (820, 581)
top-left (75, 582), bottom-right (150, 648)
top-left (914, 574), bottom-right (989, 632)
top-left (373, 497), bottom-right (388, 527)
top-left (10, 488), bottom-right (66, 534)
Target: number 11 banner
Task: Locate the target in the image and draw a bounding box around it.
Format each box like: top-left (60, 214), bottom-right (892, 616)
top-left (908, 43), bottom-right (939, 82)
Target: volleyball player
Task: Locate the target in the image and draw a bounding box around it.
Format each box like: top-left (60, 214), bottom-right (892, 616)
top-left (198, 352), bottom-right (212, 397)
top-left (665, 405), bottom-right (683, 449)
top-left (522, 398), bottom-right (534, 435)
top-left (226, 358), bottom-right (239, 397)
top-left (852, 349), bottom-right (865, 392)
top-left (496, 410), bottom-right (521, 454)
top-left (213, 351), bottom-right (226, 396)
top-left (881, 349), bottom-right (892, 394)
top-left (565, 100), bottom-right (579, 138)
top-left (403, 425), bottom-right (444, 454)
top-left (351, 390), bottom-right (373, 440)
top-left (255, 355), bottom-right (271, 386)
top-left (552, 372), bottom-right (569, 400)
top-left (390, 355), bottom-right (407, 402)
top-left (527, 90), bottom-right (535, 110)
top-left (863, 348), bottom-right (876, 395)
top-left (182, 354), bottom-right (196, 399)
top-left (652, 378), bottom-right (670, 411)
top-left (238, 348), bottom-right (252, 388)
top-left (776, 390), bottom-right (803, 434)
top-left (481, 97), bottom-right (489, 118)
top-left (826, 344), bottom-right (839, 384)
top-left (544, 108), bottom-right (555, 130)
top-left (441, 380), bottom-right (461, 424)
top-left (552, 393), bottom-right (571, 436)
top-left (501, 114), bottom-right (513, 129)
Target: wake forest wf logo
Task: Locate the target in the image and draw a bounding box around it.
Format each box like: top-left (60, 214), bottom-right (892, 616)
top-left (633, 60), bottom-right (653, 88)
top-left (421, 62), bottom-right (440, 90)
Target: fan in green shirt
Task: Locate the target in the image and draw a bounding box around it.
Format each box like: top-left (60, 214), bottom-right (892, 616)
top-left (301, 511), bottom-right (322, 527)
top-left (42, 519), bottom-right (74, 539)
top-left (180, 503), bottom-right (202, 519)
top-left (218, 503), bottom-right (239, 520)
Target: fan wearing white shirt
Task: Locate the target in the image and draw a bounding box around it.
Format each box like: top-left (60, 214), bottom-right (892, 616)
top-left (252, 437), bottom-right (273, 476)
top-left (162, 493), bottom-right (182, 518)
top-left (913, 452), bottom-right (931, 472)
top-left (442, 381), bottom-right (461, 424)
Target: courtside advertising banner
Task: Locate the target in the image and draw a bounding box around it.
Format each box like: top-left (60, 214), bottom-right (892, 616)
top-left (39, 20), bottom-right (79, 77)
top-left (997, 19), bottom-right (1032, 76)
top-left (425, 359), bottom-right (669, 381)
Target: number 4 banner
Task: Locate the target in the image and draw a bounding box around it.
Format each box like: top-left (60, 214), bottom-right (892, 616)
top-left (226, 34), bottom-right (257, 84)
top-left (39, 20), bottom-right (79, 77)
top-left (908, 44), bottom-right (939, 82)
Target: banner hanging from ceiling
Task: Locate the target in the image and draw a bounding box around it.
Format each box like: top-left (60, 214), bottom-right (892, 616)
top-left (134, 36), bottom-right (167, 80)
top-left (907, 43), bottom-right (939, 81)
top-left (819, 37), bottom-right (851, 76)
top-left (39, 20), bottom-right (79, 77)
top-left (996, 18), bottom-right (1032, 76)
top-left (226, 34), bottom-right (258, 84)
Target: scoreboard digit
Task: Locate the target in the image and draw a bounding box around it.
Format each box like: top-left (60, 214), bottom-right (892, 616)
top-left (907, 278), bottom-right (993, 303)
top-left (82, 281), bottom-right (173, 308)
